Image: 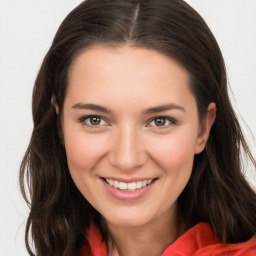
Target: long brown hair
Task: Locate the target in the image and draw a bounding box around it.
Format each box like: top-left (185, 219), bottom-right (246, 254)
top-left (20, 0), bottom-right (256, 255)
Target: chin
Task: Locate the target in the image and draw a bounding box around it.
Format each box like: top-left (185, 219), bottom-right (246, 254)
top-left (103, 209), bottom-right (156, 228)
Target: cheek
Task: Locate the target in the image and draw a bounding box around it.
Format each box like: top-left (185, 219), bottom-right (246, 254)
top-left (63, 129), bottom-right (110, 203)
top-left (147, 130), bottom-right (197, 173)
top-left (64, 128), bottom-right (108, 174)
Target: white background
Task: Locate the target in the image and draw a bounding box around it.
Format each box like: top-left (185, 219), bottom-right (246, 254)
top-left (0, 1), bottom-right (255, 255)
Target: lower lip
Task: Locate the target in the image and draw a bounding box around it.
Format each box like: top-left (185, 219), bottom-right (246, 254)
top-left (101, 179), bottom-right (156, 201)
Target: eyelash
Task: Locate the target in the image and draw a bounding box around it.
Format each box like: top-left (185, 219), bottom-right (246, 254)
top-left (148, 116), bottom-right (177, 128)
top-left (79, 115), bottom-right (108, 129)
top-left (78, 115), bottom-right (178, 129)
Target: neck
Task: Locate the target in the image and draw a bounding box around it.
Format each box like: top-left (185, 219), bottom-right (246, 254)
top-left (102, 207), bottom-right (184, 256)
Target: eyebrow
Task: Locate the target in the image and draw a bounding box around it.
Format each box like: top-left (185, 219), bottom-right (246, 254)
top-left (143, 104), bottom-right (186, 114)
top-left (72, 103), bottom-right (185, 114)
top-left (72, 103), bottom-right (112, 113)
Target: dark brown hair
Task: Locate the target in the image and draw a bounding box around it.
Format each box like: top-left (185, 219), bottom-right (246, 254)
top-left (20, 0), bottom-right (256, 255)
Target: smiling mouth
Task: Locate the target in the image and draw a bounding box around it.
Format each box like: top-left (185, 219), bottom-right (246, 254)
top-left (103, 178), bottom-right (156, 191)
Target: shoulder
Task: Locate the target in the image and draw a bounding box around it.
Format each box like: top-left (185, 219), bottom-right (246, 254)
top-left (162, 223), bottom-right (256, 256)
top-left (195, 240), bottom-right (256, 256)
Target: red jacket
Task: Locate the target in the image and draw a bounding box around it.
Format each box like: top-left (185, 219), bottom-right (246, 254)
top-left (80, 223), bottom-right (256, 256)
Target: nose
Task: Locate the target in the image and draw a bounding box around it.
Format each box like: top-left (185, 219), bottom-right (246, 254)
top-left (109, 126), bottom-right (147, 171)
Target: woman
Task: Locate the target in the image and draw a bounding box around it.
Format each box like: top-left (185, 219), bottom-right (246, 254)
top-left (20, 0), bottom-right (256, 255)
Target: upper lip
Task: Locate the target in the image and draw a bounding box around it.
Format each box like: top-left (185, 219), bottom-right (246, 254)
top-left (101, 177), bottom-right (157, 183)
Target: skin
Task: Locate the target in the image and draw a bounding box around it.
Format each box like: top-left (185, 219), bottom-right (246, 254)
top-left (56, 45), bottom-right (216, 256)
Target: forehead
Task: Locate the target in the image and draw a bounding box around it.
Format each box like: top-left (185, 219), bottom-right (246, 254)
top-left (68, 45), bottom-right (187, 81)
top-left (65, 45), bottom-right (196, 112)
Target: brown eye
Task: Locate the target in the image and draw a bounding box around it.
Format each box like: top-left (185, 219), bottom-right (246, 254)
top-left (89, 117), bottom-right (102, 125)
top-left (79, 116), bottom-right (107, 127)
top-left (154, 118), bottom-right (167, 126)
top-left (148, 117), bottom-right (176, 128)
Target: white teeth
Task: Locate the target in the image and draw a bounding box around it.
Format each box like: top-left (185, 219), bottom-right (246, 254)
top-left (136, 181), bottom-right (143, 189)
top-left (127, 182), bottom-right (136, 190)
top-left (113, 180), bottom-right (119, 188)
top-left (119, 182), bottom-right (128, 190)
top-left (105, 179), bottom-right (153, 191)
top-left (106, 179), bottom-right (114, 186)
top-left (142, 180), bottom-right (147, 186)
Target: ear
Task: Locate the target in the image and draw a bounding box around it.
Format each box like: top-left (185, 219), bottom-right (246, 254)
top-left (195, 102), bottom-right (216, 154)
top-left (51, 95), bottom-right (59, 114)
top-left (51, 95), bottom-right (64, 145)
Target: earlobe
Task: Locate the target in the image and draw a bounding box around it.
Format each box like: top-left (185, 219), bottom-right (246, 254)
top-left (51, 95), bottom-right (59, 114)
top-left (195, 102), bottom-right (216, 154)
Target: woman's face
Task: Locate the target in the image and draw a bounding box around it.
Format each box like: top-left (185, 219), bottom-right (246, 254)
top-left (61, 45), bottom-right (215, 228)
